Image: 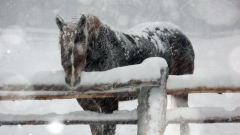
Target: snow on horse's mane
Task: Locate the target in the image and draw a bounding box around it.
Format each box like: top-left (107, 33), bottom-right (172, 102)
top-left (68, 13), bottom-right (102, 38)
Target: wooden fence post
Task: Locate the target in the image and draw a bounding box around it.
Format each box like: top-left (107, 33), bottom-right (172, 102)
top-left (137, 68), bottom-right (168, 135)
top-left (171, 94), bottom-right (190, 135)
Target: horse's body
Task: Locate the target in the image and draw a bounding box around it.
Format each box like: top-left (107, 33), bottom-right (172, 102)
top-left (84, 22), bottom-right (194, 75)
top-left (56, 13), bottom-right (194, 135)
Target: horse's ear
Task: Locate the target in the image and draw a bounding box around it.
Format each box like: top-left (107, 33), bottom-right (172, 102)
top-left (78, 14), bottom-right (87, 28)
top-left (56, 14), bottom-right (65, 31)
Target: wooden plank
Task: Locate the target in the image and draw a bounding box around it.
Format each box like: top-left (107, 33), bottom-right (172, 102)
top-left (0, 120), bottom-right (137, 125)
top-left (0, 110), bottom-right (137, 125)
top-left (0, 80), bottom-right (161, 92)
top-left (168, 87), bottom-right (240, 95)
top-left (1, 115), bottom-right (240, 126)
top-left (171, 94), bottom-right (189, 135)
top-left (2, 84), bottom-right (240, 94)
top-left (0, 86), bottom-right (240, 101)
top-left (1, 107), bottom-right (240, 126)
top-left (0, 80), bottom-right (159, 101)
top-left (0, 91), bottom-right (138, 101)
top-left (168, 116), bottom-right (240, 124)
top-left (167, 107), bottom-right (240, 124)
top-left (0, 93), bottom-right (114, 101)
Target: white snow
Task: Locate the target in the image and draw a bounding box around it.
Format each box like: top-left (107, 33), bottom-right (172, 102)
top-left (167, 107), bottom-right (240, 123)
top-left (0, 57), bottom-right (167, 86)
top-left (229, 47), bottom-right (240, 73)
top-left (1, 106), bottom-right (240, 126)
top-left (80, 57), bottom-right (167, 85)
top-left (122, 22), bottom-right (180, 52)
top-left (0, 72), bottom-right (32, 86)
top-left (182, 0), bottom-right (240, 25)
top-left (0, 109), bottom-right (137, 122)
top-left (167, 74), bottom-right (240, 90)
top-left (1, 57), bottom-right (239, 91)
top-left (148, 87), bottom-right (167, 135)
top-left (0, 26), bottom-right (240, 135)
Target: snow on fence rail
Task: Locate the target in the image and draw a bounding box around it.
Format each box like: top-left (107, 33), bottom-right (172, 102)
top-left (0, 58), bottom-right (166, 100)
top-left (167, 107), bottom-right (240, 124)
top-left (0, 73), bottom-right (240, 100)
top-left (1, 57), bottom-right (240, 135)
top-left (0, 110), bottom-right (138, 125)
top-left (1, 84), bottom-right (240, 101)
top-left (1, 107), bottom-right (240, 126)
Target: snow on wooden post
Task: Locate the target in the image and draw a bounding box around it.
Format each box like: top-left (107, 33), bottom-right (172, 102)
top-left (170, 77), bottom-right (190, 135)
top-left (167, 71), bottom-right (240, 135)
top-left (137, 67), bottom-right (168, 135)
top-left (171, 94), bottom-right (190, 135)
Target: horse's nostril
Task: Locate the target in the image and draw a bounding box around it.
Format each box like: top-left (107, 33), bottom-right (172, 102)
top-left (74, 77), bottom-right (81, 86)
top-left (65, 77), bottom-right (71, 85)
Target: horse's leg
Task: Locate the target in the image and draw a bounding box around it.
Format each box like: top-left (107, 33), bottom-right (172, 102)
top-left (76, 98), bottom-right (102, 135)
top-left (171, 94), bottom-right (188, 107)
top-left (77, 98), bottom-right (118, 135)
top-left (97, 98), bottom-right (118, 135)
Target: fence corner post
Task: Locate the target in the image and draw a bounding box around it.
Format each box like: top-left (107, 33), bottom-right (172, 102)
top-left (137, 67), bottom-right (168, 135)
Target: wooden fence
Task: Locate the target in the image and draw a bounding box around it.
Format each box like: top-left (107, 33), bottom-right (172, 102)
top-left (1, 71), bottom-right (240, 135)
top-left (0, 79), bottom-right (240, 135)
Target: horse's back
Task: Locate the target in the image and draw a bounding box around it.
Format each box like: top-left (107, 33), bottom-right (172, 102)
top-left (121, 22), bottom-right (195, 75)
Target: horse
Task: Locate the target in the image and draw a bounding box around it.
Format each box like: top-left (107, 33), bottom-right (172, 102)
top-left (56, 13), bottom-right (194, 135)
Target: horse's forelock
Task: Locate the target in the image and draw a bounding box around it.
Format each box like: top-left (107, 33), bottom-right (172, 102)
top-left (69, 13), bottom-right (101, 38)
top-left (59, 13), bottom-right (101, 45)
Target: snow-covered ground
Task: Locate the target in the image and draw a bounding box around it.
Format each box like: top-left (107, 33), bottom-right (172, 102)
top-left (0, 28), bottom-right (240, 135)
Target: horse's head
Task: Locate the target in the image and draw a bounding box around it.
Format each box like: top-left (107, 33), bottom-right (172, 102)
top-left (56, 13), bottom-right (100, 89)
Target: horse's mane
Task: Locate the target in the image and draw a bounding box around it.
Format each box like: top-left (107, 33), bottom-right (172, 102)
top-left (70, 13), bottom-right (102, 39)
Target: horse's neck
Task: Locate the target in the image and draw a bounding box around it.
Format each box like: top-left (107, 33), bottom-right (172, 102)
top-left (86, 24), bottom-right (153, 71)
top-left (86, 24), bottom-right (123, 70)
top-left (88, 24), bottom-right (118, 54)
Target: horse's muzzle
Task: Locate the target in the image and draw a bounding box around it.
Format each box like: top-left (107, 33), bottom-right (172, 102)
top-left (65, 76), bottom-right (81, 88)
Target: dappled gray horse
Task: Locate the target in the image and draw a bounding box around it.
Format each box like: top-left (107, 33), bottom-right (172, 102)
top-left (56, 13), bottom-right (194, 135)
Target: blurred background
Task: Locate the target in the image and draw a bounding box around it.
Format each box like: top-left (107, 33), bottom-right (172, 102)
top-left (0, 1), bottom-right (240, 135)
top-left (0, 0), bottom-right (240, 34)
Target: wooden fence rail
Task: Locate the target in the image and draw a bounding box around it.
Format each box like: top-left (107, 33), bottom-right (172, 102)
top-left (1, 85), bottom-right (240, 135)
top-left (1, 107), bottom-right (240, 125)
top-left (0, 84), bottom-right (240, 101)
top-left (1, 71), bottom-right (240, 135)
top-left (0, 66), bottom-right (169, 135)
